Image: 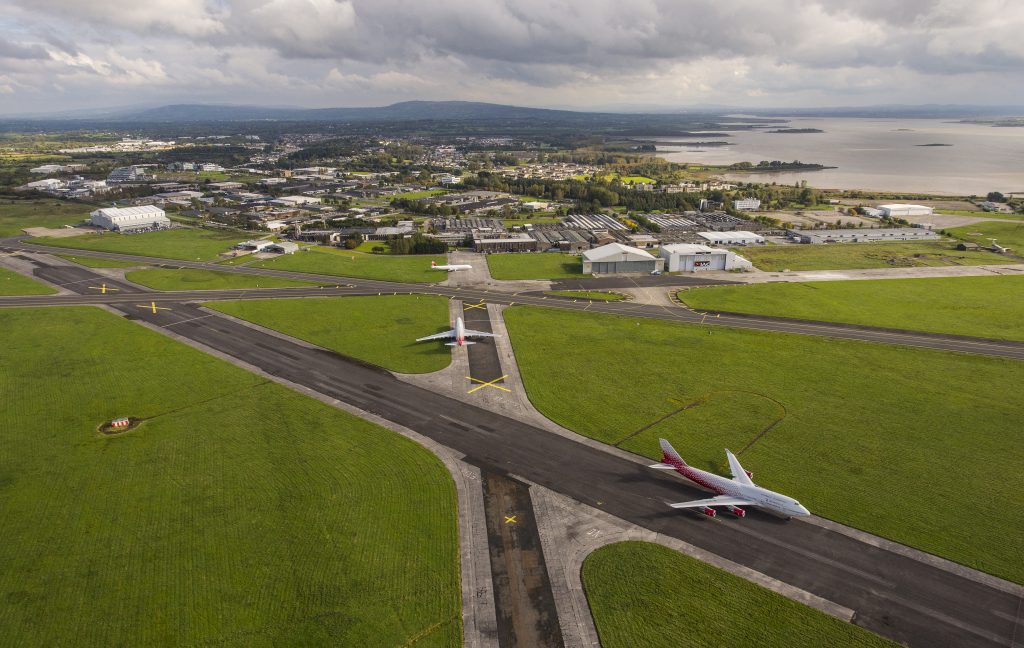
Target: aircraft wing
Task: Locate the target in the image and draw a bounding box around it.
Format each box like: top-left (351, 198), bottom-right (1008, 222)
top-left (726, 449), bottom-right (754, 486)
top-left (462, 328), bottom-right (497, 338)
top-left (669, 495), bottom-right (755, 509)
top-left (416, 329), bottom-right (456, 342)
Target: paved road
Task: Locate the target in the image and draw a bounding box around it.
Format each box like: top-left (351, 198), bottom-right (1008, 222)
top-left (3, 240), bottom-right (1024, 361)
top-left (7, 256), bottom-right (1022, 647)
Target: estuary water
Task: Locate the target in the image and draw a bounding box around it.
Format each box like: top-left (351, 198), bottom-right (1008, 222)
top-left (653, 117), bottom-right (1024, 195)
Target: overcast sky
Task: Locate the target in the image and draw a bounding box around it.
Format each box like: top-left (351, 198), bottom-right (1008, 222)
top-left (2, 0), bottom-right (1024, 114)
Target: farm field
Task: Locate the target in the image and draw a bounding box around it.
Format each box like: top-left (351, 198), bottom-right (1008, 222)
top-left (946, 220), bottom-right (1024, 253)
top-left (583, 542), bottom-right (893, 648)
top-left (486, 252), bottom-right (584, 280)
top-left (0, 198), bottom-right (95, 236)
top-left (126, 268), bottom-right (321, 291)
top-left (680, 275), bottom-right (1024, 341)
top-left (31, 227), bottom-right (246, 261)
top-left (251, 246), bottom-right (446, 283)
top-left (0, 266), bottom-right (56, 295)
top-left (56, 254), bottom-right (143, 268)
top-left (736, 241), bottom-right (1007, 271)
top-left (0, 307), bottom-right (460, 647)
top-left (207, 295), bottom-right (452, 374)
top-left (503, 306), bottom-right (1024, 583)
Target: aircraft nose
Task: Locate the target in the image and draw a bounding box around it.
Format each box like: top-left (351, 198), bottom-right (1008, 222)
top-left (797, 505), bottom-right (811, 516)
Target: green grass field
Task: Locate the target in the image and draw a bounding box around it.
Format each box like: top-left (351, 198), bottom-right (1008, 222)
top-left (946, 220), bottom-right (1024, 253)
top-left (0, 267), bottom-right (56, 295)
top-left (736, 241), bottom-right (1006, 271)
top-left (679, 275), bottom-right (1024, 341)
top-left (503, 306), bottom-right (1024, 583)
top-left (545, 290), bottom-right (624, 301)
top-left (251, 247), bottom-right (446, 283)
top-left (0, 198), bottom-right (94, 236)
top-left (486, 253), bottom-right (584, 280)
top-left (207, 295), bottom-right (452, 373)
top-left (55, 254), bottom-right (143, 268)
top-left (0, 307), bottom-right (460, 646)
top-left (31, 227), bottom-right (247, 262)
top-left (126, 268), bottom-right (321, 291)
top-left (583, 542), bottom-right (893, 648)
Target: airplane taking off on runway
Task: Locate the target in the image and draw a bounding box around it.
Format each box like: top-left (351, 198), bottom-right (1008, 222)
top-left (431, 260), bottom-right (473, 272)
top-left (650, 439), bottom-right (810, 519)
top-left (416, 316), bottom-right (496, 347)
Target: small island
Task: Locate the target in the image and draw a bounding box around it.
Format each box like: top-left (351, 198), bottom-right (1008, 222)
top-left (728, 160), bottom-right (837, 171)
top-left (916, 143), bottom-right (953, 147)
top-left (767, 128), bottom-right (824, 134)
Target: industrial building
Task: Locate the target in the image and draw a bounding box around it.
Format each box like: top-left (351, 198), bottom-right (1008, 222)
top-left (878, 204), bottom-right (934, 217)
top-left (90, 205), bottom-right (170, 232)
top-left (473, 233), bottom-right (538, 253)
top-left (697, 231), bottom-right (765, 246)
top-left (582, 243), bottom-right (663, 274)
top-left (787, 228), bottom-right (940, 244)
top-left (733, 198), bottom-right (762, 211)
top-left (660, 244), bottom-right (752, 272)
top-left (235, 240), bottom-right (276, 252)
top-left (106, 166), bottom-right (150, 184)
top-left (264, 242), bottom-right (299, 254)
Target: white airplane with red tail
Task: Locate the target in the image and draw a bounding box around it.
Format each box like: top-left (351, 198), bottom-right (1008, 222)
top-left (650, 438), bottom-right (809, 519)
top-left (416, 316), bottom-right (496, 347)
top-left (431, 260), bottom-right (473, 272)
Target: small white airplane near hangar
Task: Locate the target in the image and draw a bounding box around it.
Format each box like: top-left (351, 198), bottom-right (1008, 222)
top-left (650, 438), bottom-right (810, 519)
top-left (431, 260), bottom-right (473, 272)
top-left (416, 316), bottom-right (496, 347)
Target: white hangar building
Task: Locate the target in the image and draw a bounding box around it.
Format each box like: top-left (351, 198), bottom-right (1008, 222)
top-left (660, 244), bottom-right (752, 272)
top-left (582, 242), bottom-right (664, 274)
top-left (90, 205), bottom-right (170, 232)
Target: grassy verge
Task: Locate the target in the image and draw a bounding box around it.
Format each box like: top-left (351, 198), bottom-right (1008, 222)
top-left (0, 267), bottom-right (56, 295)
top-left (545, 290), bottom-right (625, 301)
top-left (503, 306), bottom-right (1024, 583)
top-left (0, 198), bottom-right (94, 236)
top-left (486, 253), bottom-right (584, 280)
top-left (55, 254), bottom-right (143, 268)
top-left (206, 295), bottom-right (452, 373)
top-left (0, 307), bottom-right (460, 646)
top-left (736, 241), bottom-right (1007, 271)
top-left (126, 268), bottom-right (321, 291)
top-left (30, 227), bottom-right (247, 261)
top-left (679, 275), bottom-right (1024, 341)
top-left (583, 542), bottom-right (893, 648)
top-left (250, 247), bottom-right (446, 283)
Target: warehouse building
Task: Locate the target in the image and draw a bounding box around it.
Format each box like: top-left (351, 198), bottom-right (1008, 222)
top-left (787, 228), bottom-right (940, 244)
top-left (879, 204), bottom-right (934, 217)
top-left (582, 242), bottom-right (663, 274)
top-left (474, 233), bottom-right (538, 253)
top-left (697, 230), bottom-right (765, 246)
top-left (90, 205), bottom-right (170, 232)
top-left (660, 244), bottom-right (752, 272)
top-left (264, 242), bottom-right (299, 254)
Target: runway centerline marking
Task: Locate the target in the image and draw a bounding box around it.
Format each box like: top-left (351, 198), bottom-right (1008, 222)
top-left (466, 375), bottom-right (511, 394)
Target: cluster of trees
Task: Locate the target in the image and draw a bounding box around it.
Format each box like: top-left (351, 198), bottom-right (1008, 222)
top-left (729, 160), bottom-right (829, 171)
top-left (388, 233), bottom-right (447, 255)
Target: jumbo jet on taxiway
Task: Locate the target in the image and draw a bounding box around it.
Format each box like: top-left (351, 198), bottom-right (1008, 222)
top-left (415, 316), bottom-right (495, 347)
top-left (431, 260), bottom-right (473, 272)
top-left (650, 438), bottom-right (810, 519)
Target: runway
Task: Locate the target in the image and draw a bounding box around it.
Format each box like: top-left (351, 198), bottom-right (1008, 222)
top-left (3, 240), bottom-right (1024, 361)
top-left (3, 254), bottom-right (1022, 647)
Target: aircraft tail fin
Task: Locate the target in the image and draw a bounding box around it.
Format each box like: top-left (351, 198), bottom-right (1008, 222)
top-left (659, 438), bottom-right (687, 467)
top-left (431, 261), bottom-right (437, 267)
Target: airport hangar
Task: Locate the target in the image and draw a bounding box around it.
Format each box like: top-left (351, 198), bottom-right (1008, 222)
top-left (90, 205), bottom-right (171, 233)
top-left (581, 242), bottom-right (664, 274)
top-left (660, 244), bottom-right (753, 272)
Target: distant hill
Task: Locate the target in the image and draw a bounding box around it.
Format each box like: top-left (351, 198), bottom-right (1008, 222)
top-left (105, 101), bottom-right (589, 123)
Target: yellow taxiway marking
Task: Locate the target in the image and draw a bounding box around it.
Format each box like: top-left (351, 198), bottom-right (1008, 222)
top-left (504, 515), bottom-right (517, 524)
top-left (464, 300), bottom-right (487, 310)
top-left (136, 301), bottom-right (172, 314)
top-left (466, 374), bottom-right (511, 394)
top-left (88, 284), bottom-right (119, 294)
